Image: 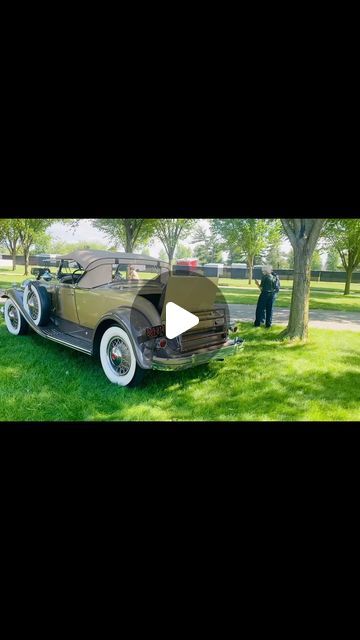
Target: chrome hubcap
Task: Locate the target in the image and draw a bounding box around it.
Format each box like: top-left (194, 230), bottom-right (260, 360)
top-left (107, 337), bottom-right (131, 376)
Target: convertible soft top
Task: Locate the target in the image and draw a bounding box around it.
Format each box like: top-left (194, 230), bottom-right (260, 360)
top-left (61, 249), bottom-right (169, 270)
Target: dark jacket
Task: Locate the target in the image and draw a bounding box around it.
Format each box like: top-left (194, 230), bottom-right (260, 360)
top-left (260, 273), bottom-right (276, 293)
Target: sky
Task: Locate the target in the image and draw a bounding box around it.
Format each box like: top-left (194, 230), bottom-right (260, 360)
top-left (48, 219), bottom-right (293, 260)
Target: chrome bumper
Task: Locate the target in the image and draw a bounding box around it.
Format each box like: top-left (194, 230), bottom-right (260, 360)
top-left (151, 339), bottom-right (244, 372)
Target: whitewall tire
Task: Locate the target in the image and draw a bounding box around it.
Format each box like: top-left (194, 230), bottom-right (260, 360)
top-left (4, 299), bottom-right (28, 336)
top-left (23, 283), bottom-right (51, 326)
top-left (100, 325), bottom-right (143, 387)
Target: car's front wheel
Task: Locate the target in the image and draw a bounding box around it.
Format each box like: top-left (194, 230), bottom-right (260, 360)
top-left (4, 299), bottom-right (29, 336)
top-left (99, 325), bottom-right (144, 387)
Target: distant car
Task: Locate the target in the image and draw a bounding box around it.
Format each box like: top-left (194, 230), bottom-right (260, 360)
top-left (0, 250), bottom-right (243, 387)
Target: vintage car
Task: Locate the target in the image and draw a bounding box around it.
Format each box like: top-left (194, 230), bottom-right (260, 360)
top-left (0, 250), bottom-right (243, 387)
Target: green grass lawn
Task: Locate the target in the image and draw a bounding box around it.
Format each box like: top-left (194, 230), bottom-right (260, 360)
top-left (219, 278), bottom-right (360, 312)
top-left (218, 287), bottom-right (360, 312)
top-left (1, 313), bottom-right (359, 422)
top-left (219, 277), bottom-right (360, 292)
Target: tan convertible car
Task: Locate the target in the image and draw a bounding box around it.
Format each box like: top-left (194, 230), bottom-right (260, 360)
top-left (0, 250), bottom-right (243, 387)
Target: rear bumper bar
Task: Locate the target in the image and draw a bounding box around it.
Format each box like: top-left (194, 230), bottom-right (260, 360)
top-left (151, 339), bottom-right (244, 371)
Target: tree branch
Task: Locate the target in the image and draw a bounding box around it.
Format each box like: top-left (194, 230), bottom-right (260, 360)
top-left (307, 219), bottom-right (326, 254)
top-left (281, 219), bottom-right (296, 248)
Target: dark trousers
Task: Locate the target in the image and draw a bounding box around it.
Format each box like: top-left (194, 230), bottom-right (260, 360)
top-left (254, 292), bottom-right (276, 327)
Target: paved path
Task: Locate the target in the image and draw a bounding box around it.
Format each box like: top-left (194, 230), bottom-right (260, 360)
top-left (226, 303), bottom-right (360, 332)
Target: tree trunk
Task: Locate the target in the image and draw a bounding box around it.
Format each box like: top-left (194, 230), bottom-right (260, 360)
top-left (12, 247), bottom-right (17, 271)
top-left (24, 247), bottom-right (30, 276)
top-left (247, 258), bottom-right (253, 285)
top-left (168, 248), bottom-right (175, 272)
top-left (344, 267), bottom-right (353, 295)
top-left (283, 245), bottom-right (311, 340)
top-left (280, 218), bottom-right (325, 342)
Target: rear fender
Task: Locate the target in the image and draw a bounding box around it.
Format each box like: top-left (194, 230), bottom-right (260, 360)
top-left (93, 306), bottom-right (161, 369)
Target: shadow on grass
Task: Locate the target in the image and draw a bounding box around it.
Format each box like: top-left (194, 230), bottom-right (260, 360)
top-left (1, 321), bottom-right (360, 422)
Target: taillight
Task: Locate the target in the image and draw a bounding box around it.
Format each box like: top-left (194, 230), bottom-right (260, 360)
top-left (156, 338), bottom-right (167, 349)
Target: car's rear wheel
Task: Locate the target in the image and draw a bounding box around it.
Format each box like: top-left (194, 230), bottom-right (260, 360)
top-left (4, 299), bottom-right (29, 335)
top-left (23, 282), bottom-right (51, 326)
top-left (99, 325), bottom-right (144, 387)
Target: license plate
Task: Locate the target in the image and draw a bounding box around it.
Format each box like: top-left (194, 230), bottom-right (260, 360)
top-left (145, 324), bottom-right (166, 338)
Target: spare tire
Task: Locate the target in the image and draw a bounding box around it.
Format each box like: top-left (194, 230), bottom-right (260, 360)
top-left (23, 282), bottom-right (51, 326)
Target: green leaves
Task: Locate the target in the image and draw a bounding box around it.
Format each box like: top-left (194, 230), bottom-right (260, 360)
top-left (211, 218), bottom-right (282, 265)
top-left (153, 218), bottom-right (197, 263)
top-left (92, 219), bottom-right (157, 253)
top-left (323, 218), bottom-right (360, 271)
top-left (190, 222), bottom-right (224, 264)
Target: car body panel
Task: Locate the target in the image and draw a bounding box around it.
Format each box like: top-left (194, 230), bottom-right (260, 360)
top-left (74, 283), bottom-right (162, 329)
top-left (57, 284), bottom-right (80, 323)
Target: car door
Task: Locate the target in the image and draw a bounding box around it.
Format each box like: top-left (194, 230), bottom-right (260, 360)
top-left (55, 282), bottom-right (80, 324)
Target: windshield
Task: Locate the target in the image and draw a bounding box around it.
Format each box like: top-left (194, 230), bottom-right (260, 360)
top-left (57, 260), bottom-right (85, 282)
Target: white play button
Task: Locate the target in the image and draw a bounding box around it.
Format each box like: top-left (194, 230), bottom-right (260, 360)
top-left (165, 302), bottom-right (199, 339)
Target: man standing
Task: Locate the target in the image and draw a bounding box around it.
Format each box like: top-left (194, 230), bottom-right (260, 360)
top-left (254, 265), bottom-right (279, 328)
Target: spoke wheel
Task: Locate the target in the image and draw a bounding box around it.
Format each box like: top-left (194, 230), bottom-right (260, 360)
top-left (4, 299), bottom-right (29, 336)
top-left (107, 337), bottom-right (132, 376)
top-left (100, 325), bottom-right (144, 387)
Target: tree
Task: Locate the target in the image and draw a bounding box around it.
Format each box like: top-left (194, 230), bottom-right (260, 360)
top-left (311, 249), bottom-right (322, 271)
top-left (18, 220), bottom-right (42, 275)
top-left (158, 248), bottom-right (168, 262)
top-left (139, 246), bottom-right (151, 256)
top-left (17, 219), bottom-right (58, 275)
top-left (190, 224), bottom-right (223, 264)
top-left (92, 219), bottom-right (156, 253)
top-left (226, 244), bottom-right (246, 265)
top-left (32, 231), bottom-right (53, 254)
top-left (154, 219), bottom-right (197, 266)
top-left (193, 243), bottom-right (223, 265)
top-left (0, 218), bottom-right (78, 274)
top-left (0, 219), bottom-right (21, 270)
top-left (50, 239), bottom-right (110, 254)
top-left (175, 242), bottom-right (193, 260)
top-left (323, 219), bottom-right (360, 294)
top-left (264, 243), bottom-right (290, 269)
top-left (281, 219), bottom-right (325, 340)
top-left (211, 218), bottom-right (282, 284)
top-left (325, 246), bottom-right (342, 271)
top-left (287, 249), bottom-right (295, 269)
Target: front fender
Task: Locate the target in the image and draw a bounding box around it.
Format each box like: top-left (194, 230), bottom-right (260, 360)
top-left (94, 305), bottom-right (161, 369)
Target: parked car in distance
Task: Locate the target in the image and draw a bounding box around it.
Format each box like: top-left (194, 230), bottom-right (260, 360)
top-left (0, 250), bottom-right (243, 387)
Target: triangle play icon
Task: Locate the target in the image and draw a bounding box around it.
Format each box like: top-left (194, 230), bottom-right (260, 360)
top-left (165, 302), bottom-right (199, 339)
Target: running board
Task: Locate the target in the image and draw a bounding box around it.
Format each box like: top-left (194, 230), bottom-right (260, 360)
top-left (4, 288), bottom-right (92, 355)
top-left (40, 325), bottom-right (92, 354)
